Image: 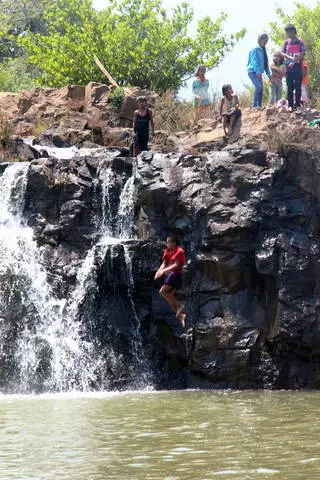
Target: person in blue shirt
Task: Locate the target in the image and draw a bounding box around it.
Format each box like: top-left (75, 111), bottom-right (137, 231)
top-left (247, 33), bottom-right (271, 108)
top-left (192, 65), bottom-right (212, 121)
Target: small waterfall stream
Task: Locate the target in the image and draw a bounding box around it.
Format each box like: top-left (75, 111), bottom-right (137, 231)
top-left (0, 158), bottom-right (150, 393)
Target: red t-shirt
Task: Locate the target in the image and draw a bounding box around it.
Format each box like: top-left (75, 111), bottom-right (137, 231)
top-left (162, 246), bottom-right (186, 273)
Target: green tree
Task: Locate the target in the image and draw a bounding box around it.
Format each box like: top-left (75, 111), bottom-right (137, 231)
top-left (20, 0), bottom-right (104, 86)
top-left (269, 2), bottom-right (320, 100)
top-left (0, 57), bottom-right (40, 91)
top-left (0, 0), bottom-right (48, 33)
top-left (20, 0), bottom-right (246, 90)
top-left (0, 0), bottom-right (49, 60)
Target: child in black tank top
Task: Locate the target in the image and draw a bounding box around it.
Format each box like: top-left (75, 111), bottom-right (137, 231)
top-left (133, 96), bottom-right (155, 156)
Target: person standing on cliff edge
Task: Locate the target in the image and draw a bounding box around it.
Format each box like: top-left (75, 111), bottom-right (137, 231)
top-left (192, 65), bottom-right (212, 121)
top-left (247, 33), bottom-right (271, 108)
top-left (281, 24), bottom-right (306, 112)
top-left (133, 96), bottom-right (155, 157)
top-left (154, 235), bottom-right (186, 327)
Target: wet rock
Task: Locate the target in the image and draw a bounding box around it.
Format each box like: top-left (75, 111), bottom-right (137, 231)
top-left (4, 141), bottom-right (320, 390)
top-left (131, 146), bottom-right (320, 389)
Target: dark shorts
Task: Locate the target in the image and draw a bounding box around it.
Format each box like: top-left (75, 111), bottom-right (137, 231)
top-left (134, 134), bottom-right (149, 151)
top-left (164, 272), bottom-right (182, 290)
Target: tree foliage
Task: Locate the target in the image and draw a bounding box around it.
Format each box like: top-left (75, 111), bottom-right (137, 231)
top-left (269, 2), bottom-right (320, 99)
top-left (0, 57), bottom-right (39, 91)
top-left (0, 0), bottom-right (48, 60)
top-left (19, 0), bottom-right (246, 91)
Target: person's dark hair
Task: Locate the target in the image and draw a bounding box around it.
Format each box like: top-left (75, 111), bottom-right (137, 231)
top-left (167, 235), bottom-right (178, 245)
top-left (222, 84), bottom-right (232, 96)
top-left (137, 96), bottom-right (147, 102)
top-left (285, 23), bottom-right (297, 34)
top-left (195, 65), bottom-right (206, 77)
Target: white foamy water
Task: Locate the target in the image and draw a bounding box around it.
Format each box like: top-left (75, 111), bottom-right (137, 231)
top-left (0, 158), bottom-right (149, 393)
top-left (24, 137), bottom-right (105, 160)
top-left (0, 163), bottom-right (102, 392)
top-left (67, 164), bottom-right (150, 388)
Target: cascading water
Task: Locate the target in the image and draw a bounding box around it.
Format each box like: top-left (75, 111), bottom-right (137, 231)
top-left (0, 157), bottom-right (150, 393)
top-left (68, 162), bottom-right (150, 389)
top-left (0, 163), bottom-right (103, 392)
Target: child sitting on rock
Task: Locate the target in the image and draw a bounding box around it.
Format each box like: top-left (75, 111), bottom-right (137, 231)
top-left (219, 84), bottom-right (240, 138)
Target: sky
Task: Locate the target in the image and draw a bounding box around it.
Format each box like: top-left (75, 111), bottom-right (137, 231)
top-left (92, 0), bottom-right (316, 99)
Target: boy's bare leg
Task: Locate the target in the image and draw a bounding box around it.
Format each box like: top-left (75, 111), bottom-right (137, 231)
top-left (223, 116), bottom-right (229, 137)
top-left (133, 146), bottom-right (140, 157)
top-left (159, 285), bottom-right (181, 313)
top-left (178, 313), bottom-right (186, 328)
top-left (159, 285), bottom-right (186, 327)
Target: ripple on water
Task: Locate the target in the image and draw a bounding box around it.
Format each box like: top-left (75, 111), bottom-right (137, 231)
top-left (212, 469), bottom-right (280, 476)
top-left (0, 390), bottom-right (319, 480)
top-left (298, 457), bottom-right (319, 463)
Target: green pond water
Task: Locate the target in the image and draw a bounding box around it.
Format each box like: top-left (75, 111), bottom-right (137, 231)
top-left (0, 390), bottom-right (319, 480)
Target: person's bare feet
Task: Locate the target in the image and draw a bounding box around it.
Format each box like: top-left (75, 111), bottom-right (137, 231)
top-left (178, 313), bottom-right (186, 328)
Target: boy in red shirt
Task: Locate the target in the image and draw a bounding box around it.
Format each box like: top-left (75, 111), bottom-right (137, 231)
top-left (154, 235), bottom-right (186, 327)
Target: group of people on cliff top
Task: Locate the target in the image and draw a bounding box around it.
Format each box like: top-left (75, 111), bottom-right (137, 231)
top-left (247, 24), bottom-right (308, 111)
top-left (133, 23), bottom-right (308, 157)
top-left (192, 23), bottom-right (308, 136)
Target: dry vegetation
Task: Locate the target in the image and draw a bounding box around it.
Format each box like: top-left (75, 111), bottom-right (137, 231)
top-left (153, 91), bottom-right (195, 132)
top-left (0, 110), bottom-right (13, 148)
top-left (31, 118), bottom-right (54, 136)
top-left (266, 124), bottom-right (303, 156)
top-left (153, 90), bottom-right (223, 133)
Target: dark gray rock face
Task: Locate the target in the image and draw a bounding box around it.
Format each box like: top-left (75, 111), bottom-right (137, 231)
top-left (5, 144), bottom-right (320, 390)
top-left (133, 147), bottom-right (320, 389)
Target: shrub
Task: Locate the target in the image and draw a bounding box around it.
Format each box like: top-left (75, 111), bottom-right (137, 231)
top-left (0, 110), bottom-right (13, 147)
top-left (153, 91), bottom-right (195, 132)
top-left (267, 126), bottom-right (297, 156)
top-left (108, 87), bottom-right (125, 109)
top-left (0, 57), bottom-right (40, 92)
top-left (31, 118), bottom-right (54, 136)
top-left (54, 173), bottom-right (71, 185)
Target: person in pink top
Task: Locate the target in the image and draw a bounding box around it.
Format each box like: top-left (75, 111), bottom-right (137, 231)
top-left (282, 24), bottom-right (306, 111)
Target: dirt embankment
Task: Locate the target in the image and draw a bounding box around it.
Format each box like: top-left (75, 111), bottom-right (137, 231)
top-left (0, 83), bottom-right (320, 160)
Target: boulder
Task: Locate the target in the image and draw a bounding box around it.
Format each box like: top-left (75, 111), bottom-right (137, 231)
top-left (85, 82), bottom-right (109, 105)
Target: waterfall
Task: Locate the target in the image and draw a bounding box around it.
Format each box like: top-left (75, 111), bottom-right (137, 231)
top-left (67, 164), bottom-right (150, 389)
top-left (118, 175), bottom-right (136, 239)
top-left (0, 163), bottom-right (103, 392)
top-left (0, 160), bottom-right (150, 393)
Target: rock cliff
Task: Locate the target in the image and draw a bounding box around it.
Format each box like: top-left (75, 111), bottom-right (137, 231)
top-left (2, 141), bottom-right (318, 391)
top-left (1, 84), bottom-right (320, 391)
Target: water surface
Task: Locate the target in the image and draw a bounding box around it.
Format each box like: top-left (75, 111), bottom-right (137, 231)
top-left (0, 390), bottom-right (319, 480)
